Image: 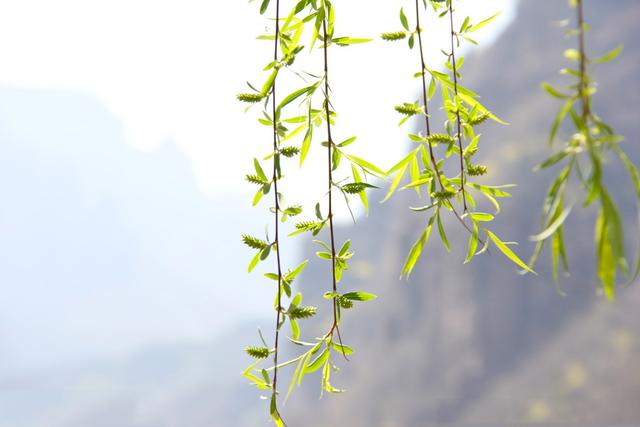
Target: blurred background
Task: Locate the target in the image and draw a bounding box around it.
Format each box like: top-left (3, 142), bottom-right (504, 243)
top-left (0, 0), bottom-right (639, 426)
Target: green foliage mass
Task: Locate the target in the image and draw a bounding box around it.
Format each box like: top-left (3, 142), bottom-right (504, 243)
top-left (238, 0), bottom-right (638, 424)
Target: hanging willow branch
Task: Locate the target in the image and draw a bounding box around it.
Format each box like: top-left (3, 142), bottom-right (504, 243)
top-left (239, 0), bottom-right (381, 423)
top-left (382, 0), bottom-right (533, 277)
top-left (531, 0), bottom-right (640, 299)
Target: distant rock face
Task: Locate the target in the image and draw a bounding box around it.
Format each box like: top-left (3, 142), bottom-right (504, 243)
top-left (283, 1), bottom-right (640, 425)
top-left (1, 1), bottom-right (638, 426)
top-left (0, 85), bottom-right (269, 378)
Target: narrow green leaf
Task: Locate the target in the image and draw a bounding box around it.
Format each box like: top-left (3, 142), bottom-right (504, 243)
top-left (436, 212), bottom-right (451, 252)
top-left (331, 342), bottom-right (354, 356)
top-left (401, 215), bottom-right (435, 278)
top-left (342, 291), bottom-right (377, 301)
top-left (486, 230), bottom-right (536, 274)
top-left (261, 69), bottom-right (279, 95)
top-left (278, 85), bottom-right (315, 114)
top-left (535, 150), bottom-right (570, 170)
top-left (248, 251), bottom-right (261, 272)
top-left (612, 144), bottom-right (640, 199)
top-left (468, 12), bottom-right (500, 33)
top-left (549, 99), bottom-right (574, 145)
top-left (592, 45), bottom-right (623, 64)
top-left (400, 7), bottom-right (409, 31)
top-left (470, 212), bottom-right (495, 222)
top-left (300, 126), bottom-right (313, 166)
top-left (530, 206), bottom-right (572, 242)
top-left (541, 82), bottom-right (569, 99)
top-left (464, 222), bottom-right (479, 264)
top-left (270, 397), bottom-right (285, 427)
top-left (382, 161), bottom-right (409, 203)
top-left (254, 158), bottom-right (268, 181)
top-left (345, 154), bottom-right (386, 177)
top-left (259, 0), bottom-right (270, 14)
top-left (290, 318), bottom-right (300, 340)
top-left (332, 37), bottom-right (373, 46)
top-left (351, 164), bottom-right (369, 214)
top-left (304, 347), bottom-right (329, 374)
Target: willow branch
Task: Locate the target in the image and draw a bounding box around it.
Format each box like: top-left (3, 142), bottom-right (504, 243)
top-left (321, 10), bottom-right (346, 355)
top-left (270, 0), bottom-right (284, 410)
top-left (415, 0), bottom-right (445, 192)
top-left (448, 2), bottom-right (468, 213)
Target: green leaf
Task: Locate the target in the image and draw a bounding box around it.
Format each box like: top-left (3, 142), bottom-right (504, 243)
top-left (254, 158), bottom-right (268, 181)
top-left (285, 260), bottom-right (309, 282)
top-left (464, 222), bottom-right (479, 264)
top-left (342, 291), bottom-right (377, 301)
top-left (549, 99), bottom-right (574, 145)
top-left (351, 165), bottom-right (369, 214)
top-left (401, 215), bottom-right (435, 278)
top-left (270, 396), bottom-right (285, 427)
top-left (595, 211), bottom-right (616, 301)
top-left (259, 0), bottom-right (270, 14)
top-left (612, 144), bottom-right (640, 199)
top-left (428, 77), bottom-right (437, 99)
top-left (345, 154), bottom-right (386, 177)
top-left (278, 85), bottom-right (315, 114)
top-left (535, 150), bottom-right (570, 170)
top-left (332, 37), bottom-right (373, 46)
top-left (331, 342), bottom-right (354, 356)
top-left (592, 45), bottom-right (623, 64)
top-left (456, 91), bottom-right (507, 125)
top-left (486, 230), bottom-right (536, 274)
top-left (252, 188), bottom-right (264, 206)
top-left (383, 147), bottom-right (419, 202)
top-left (260, 245), bottom-right (271, 261)
top-left (541, 82), bottom-right (570, 99)
top-left (300, 126), bottom-right (313, 166)
top-left (400, 7), bottom-right (409, 31)
top-left (470, 212), bottom-right (494, 222)
top-left (460, 16), bottom-right (471, 33)
top-left (285, 354), bottom-right (306, 401)
top-left (468, 183), bottom-right (514, 198)
top-left (261, 69), bottom-right (279, 95)
top-left (383, 161), bottom-right (409, 203)
top-left (248, 251), bottom-right (261, 272)
top-left (530, 206), bottom-right (572, 242)
top-left (468, 12), bottom-right (500, 33)
top-left (339, 240), bottom-right (351, 257)
top-left (338, 136), bottom-right (357, 147)
top-left (304, 347), bottom-right (329, 374)
top-left (600, 188), bottom-right (625, 265)
top-left (436, 212), bottom-right (451, 252)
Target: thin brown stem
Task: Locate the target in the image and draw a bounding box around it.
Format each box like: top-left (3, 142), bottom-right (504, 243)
top-left (270, 0), bottom-right (284, 416)
top-left (448, 2), bottom-right (468, 213)
top-left (576, 0), bottom-right (590, 121)
top-left (415, 1), bottom-right (478, 243)
top-left (322, 10), bottom-right (346, 356)
top-left (415, 0), bottom-right (445, 192)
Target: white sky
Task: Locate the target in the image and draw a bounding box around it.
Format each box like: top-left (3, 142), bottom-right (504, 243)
top-left (0, 0), bottom-right (514, 209)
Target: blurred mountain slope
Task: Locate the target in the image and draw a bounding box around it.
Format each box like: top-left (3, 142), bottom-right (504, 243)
top-left (2, 1), bottom-right (638, 426)
top-left (282, 1), bottom-right (640, 425)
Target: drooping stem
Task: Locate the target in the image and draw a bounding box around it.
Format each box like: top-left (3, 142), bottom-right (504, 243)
top-left (321, 8), bottom-right (345, 350)
top-left (270, 0), bottom-right (284, 413)
top-left (421, 1), bottom-right (475, 238)
top-left (576, 0), bottom-right (590, 122)
top-left (448, 1), bottom-right (468, 213)
top-left (415, 0), bottom-right (444, 192)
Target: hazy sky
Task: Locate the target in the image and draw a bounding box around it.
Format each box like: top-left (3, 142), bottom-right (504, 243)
top-left (0, 0), bottom-right (515, 375)
top-left (0, 0), bottom-right (514, 203)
